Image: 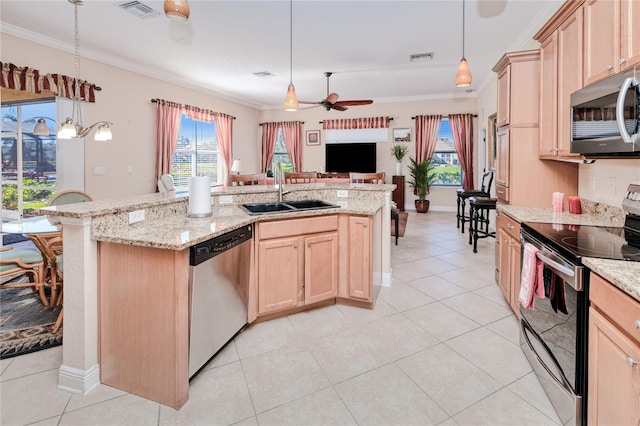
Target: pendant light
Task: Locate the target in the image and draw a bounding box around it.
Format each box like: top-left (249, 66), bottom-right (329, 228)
top-left (283, 0), bottom-right (299, 111)
top-left (455, 0), bottom-right (472, 87)
top-left (164, 0), bottom-right (190, 22)
top-left (33, 117), bottom-right (56, 136)
top-left (58, 0), bottom-right (113, 141)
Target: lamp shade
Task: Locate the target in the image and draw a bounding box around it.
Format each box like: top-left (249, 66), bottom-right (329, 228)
top-left (164, 0), bottom-right (190, 21)
top-left (231, 159), bottom-right (241, 174)
top-left (58, 118), bottom-right (77, 139)
top-left (33, 118), bottom-right (50, 136)
top-left (283, 83), bottom-right (299, 111)
top-left (455, 58), bottom-right (472, 87)
top-left (94, 124), bottom-right (113, 141)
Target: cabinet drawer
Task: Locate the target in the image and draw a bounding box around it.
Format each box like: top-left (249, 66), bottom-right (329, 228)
top-left (496, 185), bottom-right (510, 203)
top-left (590, 272), bottom-right (640, 344)
top-left (500, 211), bottom-right (520, 240)
top-left (258, 215), bottom-right (339, 240)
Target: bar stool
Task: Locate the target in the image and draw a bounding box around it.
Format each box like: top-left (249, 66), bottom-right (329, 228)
top-left (456, 171), bottom-right (494, 233)
top-left (468, 196), bottom-right (497, 253)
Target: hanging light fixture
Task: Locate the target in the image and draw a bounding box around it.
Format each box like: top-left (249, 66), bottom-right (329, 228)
top-left (33, 117), bottom-right (56, 136)
top-left (455, 0), bottom-right (472, 87)
top-left (58, 0), bottom-right (113, 141)
top-left (164, 0), bottom-right (190, 22)
top-left (283, 0), bottom-right (299, 111)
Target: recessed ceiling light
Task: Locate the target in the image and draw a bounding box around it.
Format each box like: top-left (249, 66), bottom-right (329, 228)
top-left (253, 71), bottom-right (275, 78)
top-left (409, 52), bottom-right (434, 62)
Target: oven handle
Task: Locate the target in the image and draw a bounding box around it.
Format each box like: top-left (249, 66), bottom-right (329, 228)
top-left (535, 252), bottom-right (583, 291)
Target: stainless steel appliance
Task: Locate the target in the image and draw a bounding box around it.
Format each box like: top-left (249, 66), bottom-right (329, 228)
top-left (570, 68), bottom-right (639, 157)
top-left (188, 225), bottom-right (252, 378)
top-left (519, 184), bottom-right (640, 425)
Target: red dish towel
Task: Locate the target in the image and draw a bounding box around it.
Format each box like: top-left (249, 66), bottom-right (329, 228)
top-left (519, 243), bottom-right (543, 309)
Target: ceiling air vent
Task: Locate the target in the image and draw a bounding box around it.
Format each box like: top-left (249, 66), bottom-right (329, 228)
top-left (253, 71), bottom-right (275, 78)
top-left (409, 52), bottom-right (434, 62)
top-left (117, 1), bottom-right (161, 19)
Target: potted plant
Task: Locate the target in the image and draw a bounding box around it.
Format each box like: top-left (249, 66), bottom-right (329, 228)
top-left (407, 157), bottom-right (436, 213)
top-left (390, 144), bottom-right (409, 176)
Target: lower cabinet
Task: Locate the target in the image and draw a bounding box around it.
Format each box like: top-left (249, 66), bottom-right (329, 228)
top-left (495, 210), bottom-right (521, 314)
top-left (340, 215), bottom-right (372, 302)
top-left (256, 215), bottom-right (339, 316)
top-left (588, 272), bottom-right (640, 425)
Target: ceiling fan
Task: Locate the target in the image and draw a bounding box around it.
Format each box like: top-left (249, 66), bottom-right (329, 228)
top-left (300, 72), bottom-right (374, 111)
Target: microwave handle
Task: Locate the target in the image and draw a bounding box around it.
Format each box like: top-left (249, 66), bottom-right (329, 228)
top-left (616, 76), bottom-right (638, 144)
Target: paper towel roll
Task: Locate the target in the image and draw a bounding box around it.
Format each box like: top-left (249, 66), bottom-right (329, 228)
top-left (188, 176), bottom-right (212, 217)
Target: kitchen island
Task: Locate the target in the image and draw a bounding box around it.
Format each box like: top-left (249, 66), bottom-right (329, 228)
top-left (42, 182), bottom-right (394, 408)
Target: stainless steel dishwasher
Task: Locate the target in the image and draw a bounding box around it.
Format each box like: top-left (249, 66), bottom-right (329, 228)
top-left (188, 224), bottom-right (252, 378)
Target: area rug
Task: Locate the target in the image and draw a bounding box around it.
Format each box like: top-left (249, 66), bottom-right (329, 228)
top-left (391, 211), bottom-right (409, 237)
top-left (2, 233), bottom-right (29, 245)
top-left (0, 284), bottom-right (62, 359)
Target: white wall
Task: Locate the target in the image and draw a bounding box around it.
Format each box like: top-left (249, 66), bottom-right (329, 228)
top-left (578, 160), bottom-right (640, 207)
top-left (2, 34), bottom-right (261, 200)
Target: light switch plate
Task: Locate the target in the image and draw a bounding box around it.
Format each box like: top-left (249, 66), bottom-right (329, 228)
top-left (219, 195), bottom-right (233, 204)
top-left (337, 190), bottom-right (349, 198)
top-left (93, 166), bottom-right (106, 176)
top-left (128, 210), bottom-right (145, 224)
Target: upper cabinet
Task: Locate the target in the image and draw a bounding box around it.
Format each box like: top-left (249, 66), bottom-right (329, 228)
top-left (584, 0), bottom-right (640, 86)
top-left (494, 51), bottom-right (540, 129)
top-left (538, 7), bottom-right (583, 159)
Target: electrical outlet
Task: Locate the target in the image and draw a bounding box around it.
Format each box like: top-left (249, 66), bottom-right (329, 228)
top-left (128, 210), bottom-right (145, 224)
top-left (93, 166), bottom-right (106, 176)
top-left (219, 195), bottom-right (233, 204)
top-left (127, 165), bottom-right (133, 174)
top-left (590, 176), bottom-right (597, 191)
top-left (608, 177), bottom-right (616, 194)
top-left (337, 190), bottom-right (349, 198)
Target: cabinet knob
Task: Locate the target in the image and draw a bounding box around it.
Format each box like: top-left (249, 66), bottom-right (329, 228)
top-left (626, 356), bottom-right (638, 367)
top-left (293, 242), bottom-right (298, 248)
top-left (307, 242), bottom-right (311, 248)
top-left (547, 148), bottom-right (553, 152)
top-left (635, 320), bottom-right (640, 330)
top-left (507, 223), bottom-right (514, 229)
top-left (555, 148), bottom-right (560, 153)
top-left (606, 64), bottom-right (613, 71)
top-left (620, 58), bottom-right (627, 65)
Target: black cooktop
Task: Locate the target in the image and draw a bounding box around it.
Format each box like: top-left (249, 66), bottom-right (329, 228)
top-left (522, 218), bottom-right (640, 262)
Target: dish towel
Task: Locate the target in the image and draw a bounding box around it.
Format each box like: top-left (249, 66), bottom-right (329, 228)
top-left (519, 243), bottom-right (543, 309)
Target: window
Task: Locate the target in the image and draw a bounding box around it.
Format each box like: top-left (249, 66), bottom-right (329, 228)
top-left (269, 128), bottom-right (293, 174)
top-left (171, 116), bottom-right (222, 189)
top-left (431, 119), bottom-right (462, 186)
top-left (1, 100), bottom-right (57, 219)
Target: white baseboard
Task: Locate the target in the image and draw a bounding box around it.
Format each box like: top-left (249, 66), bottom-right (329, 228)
top-left (58, 364), bottom-right (100, 395)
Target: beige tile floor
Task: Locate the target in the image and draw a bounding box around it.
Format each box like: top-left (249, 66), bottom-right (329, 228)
top-left (0, 211), bottom-right (562, 425)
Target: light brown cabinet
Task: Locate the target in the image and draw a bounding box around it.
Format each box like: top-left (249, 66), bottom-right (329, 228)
top-left (492, 50), bottom-right (578, 206)
top-left (537, 8), bottom-right (583, 159)
top-left (256, 215), bottom-right (338, 316)
top-left (583, 0), bottom-right (640, 86)
top-left (495, 210), bottom-right (521, 315)
top-left (339, 215), bottom-right (372, 302)
top-left (588, 272), bottom-right (640, 425)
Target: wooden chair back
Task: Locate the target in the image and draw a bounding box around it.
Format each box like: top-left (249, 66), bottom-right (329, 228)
top-left (229, 173), bottom-right (267, 186)
top-left (284, 172), bottom-right (317, 184)
top-left (0, 245), bottom-right (48, 306)
top-left (48, 190), bottom-right (93, 206)
top-left (349, 172), bottom-right (386, 184)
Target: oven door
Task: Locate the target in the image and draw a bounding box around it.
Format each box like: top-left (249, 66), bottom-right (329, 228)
top-left (519, 230), bottom-right (587, 425)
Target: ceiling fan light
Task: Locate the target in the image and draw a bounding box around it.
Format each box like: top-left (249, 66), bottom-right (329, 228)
top-left (58, 118), bottom-right (77, 139)
top-left (94, 123), bottom-right (112, 141)
top-left (455, 58), bottom-right (472, 87)
top-left (33, 118), bottom-right (50, 136)
top-left (164, 0), bottom-right (190, 22)
top-left (284, 82), bottom-right (299, 111)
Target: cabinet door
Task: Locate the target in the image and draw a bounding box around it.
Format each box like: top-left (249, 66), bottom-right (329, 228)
top-left (304, 232), bottom-right (338, 305)
top-left (556, 9), bottom-right (583, 157)
top-left (584, 0), bottom-right (620, 85)
top-left (496, 226), bottom-right (511, 304)
top-left (495, 127), bottom-right (510, 188)
top-left (257, 236), bottom-right (302, 315)
top-left (508, 236), bottom-right (522, 315)
top-left (348, 216), bottom-right (372, 301)
top-left (589, 308), bottom-right (640, 425)
top-left (497, 66), bottom-right (511, 127)
top-left (539, 33), bottom-right (558, 157)
top-left (621, 0), bottom-right (640, 70)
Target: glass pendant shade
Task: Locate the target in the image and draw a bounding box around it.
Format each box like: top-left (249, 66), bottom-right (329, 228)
top-left (58, 118), bottom-right (77, 139)
top-left (33, 118), bottom-right (50, 136)
top-left (164, 0), bottom-right (190, 21)
top-left (455, 58), bottom-right (472, 87)
top-left (283, 83), bottom-right (299, 111)
top-left (94, 124), bottom-right (113, 141)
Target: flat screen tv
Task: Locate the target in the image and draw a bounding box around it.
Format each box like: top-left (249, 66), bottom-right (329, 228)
top-left (325, 142), bottom-right (376, 173)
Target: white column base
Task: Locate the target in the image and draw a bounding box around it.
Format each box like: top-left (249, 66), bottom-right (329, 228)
top-left (58, 363), bottom-right (100, 395)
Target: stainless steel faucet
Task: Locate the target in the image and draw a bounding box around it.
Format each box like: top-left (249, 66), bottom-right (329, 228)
top-left (276, 162), bottom-right (290, 202)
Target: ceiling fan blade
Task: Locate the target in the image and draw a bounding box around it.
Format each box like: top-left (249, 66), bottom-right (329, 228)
top-left (334, 100), bottom-right (374, 107)
top-left (326, 93), bottom-right (339, 104)
top-left (298, 100), bottom-right (321, 105)
top-left (331, 104), bottom-right (348, 111)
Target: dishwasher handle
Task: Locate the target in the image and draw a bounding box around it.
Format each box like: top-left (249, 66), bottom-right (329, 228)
top-left (190, 225), bottom-right (253, 266)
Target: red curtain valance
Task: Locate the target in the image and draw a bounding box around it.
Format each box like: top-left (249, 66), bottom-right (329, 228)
top-left (322, 116), bottom-right (390, 130)
top-left (0, 62), bottom-right (100, 103)
top-left (152, 98), bottom-right (234, 122)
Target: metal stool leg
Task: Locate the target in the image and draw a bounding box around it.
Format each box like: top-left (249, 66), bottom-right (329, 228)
top-left (468, 204), bottom-right (475, 245)
top-left (472, 207), bottom-right (480, 253)
top-left (461, 197), bottom-right (467, 234)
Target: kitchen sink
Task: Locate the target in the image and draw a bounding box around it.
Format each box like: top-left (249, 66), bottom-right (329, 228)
top-left (240, 199), bottom-right (340, 215)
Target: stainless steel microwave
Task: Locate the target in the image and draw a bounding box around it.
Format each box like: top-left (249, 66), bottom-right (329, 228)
top-left (570, 68), bottom-right (639, 157)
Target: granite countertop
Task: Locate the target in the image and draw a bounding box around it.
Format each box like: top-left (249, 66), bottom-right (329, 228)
top-left (92, 199), bottom-right (382, 250)
top-left (498, 203), bottom-right (639, 303)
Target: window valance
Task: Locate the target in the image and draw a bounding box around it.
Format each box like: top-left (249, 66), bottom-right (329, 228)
top-left (0, 61), bottom-right (101, 102)
top-left (151, 98), bottom-right (235, 121)
top-left (259, 120), bottom-right (305, 127)
top-left (321, 116), bottom-right (391, 130)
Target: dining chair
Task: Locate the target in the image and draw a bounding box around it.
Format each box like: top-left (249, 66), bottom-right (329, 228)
top-left (0, 245), bottom-right (48, 306)
top-left (229, 173), bottom-right (267, 186)
top-left (349, 172), bottom-right (386, 184)
top-left (48, 189), bottom-right (93, 206)
top-left (284, 171), bottom-right (317, 184)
